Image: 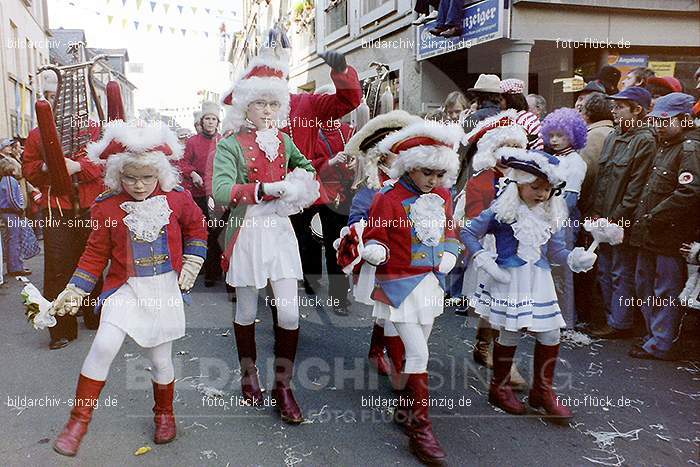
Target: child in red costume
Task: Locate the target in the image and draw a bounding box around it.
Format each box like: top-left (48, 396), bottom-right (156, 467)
top-left (362, 121), bottom-right (463, 465)
top-left (50, 121), bottom-right (207, 457)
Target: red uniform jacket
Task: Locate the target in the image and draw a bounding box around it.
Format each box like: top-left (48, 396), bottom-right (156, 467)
top-left (22, 125), bottom-right (104, 211)
top-left (177, 132), bottom-right (221, 198)
top-left (68, 185), bottom-right (207, 306)
top-left (363, 177), bottom-right (462, 308)
top-left (465, 168), bottom-right (503, 219)
top-left (312, 122), bottom-right (355, 206)
top-left (282, 67), bottom-right (362, 160)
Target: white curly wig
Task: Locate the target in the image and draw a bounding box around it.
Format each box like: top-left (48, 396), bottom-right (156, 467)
top-left (220, 79), bottom-right (291, 133)
top-left (379, 121), bottom-right (463, 188)
top-left (103, 152), bottom-right (181, 193)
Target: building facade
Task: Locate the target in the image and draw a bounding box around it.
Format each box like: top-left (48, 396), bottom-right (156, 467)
top-left (230, 0), bottom-right (699, 117)
top-left (0, 0), bottom-right (51, 138)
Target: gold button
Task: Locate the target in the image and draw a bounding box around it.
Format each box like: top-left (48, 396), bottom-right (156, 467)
top-left (251, 157), bottom-right (256, 162)
top-left (280, 163), bottom-right (284, 168)
top-left (421, 253), bottom-right (426, 258)
top-left (248, 146), bottom-right (254, 150)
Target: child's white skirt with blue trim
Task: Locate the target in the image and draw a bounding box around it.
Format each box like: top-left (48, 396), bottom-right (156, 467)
top-left (473, 262), bottom-right (566, 332)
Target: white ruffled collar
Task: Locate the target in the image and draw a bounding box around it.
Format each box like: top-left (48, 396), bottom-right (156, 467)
top-left (511, 202), bottom-right (553, 250)
top-left (409, 193), bottom-right (446, 247)
top-left (120, 195), bottom-right (172, 242)
top-left (255, 128), bottom-right (281, 162)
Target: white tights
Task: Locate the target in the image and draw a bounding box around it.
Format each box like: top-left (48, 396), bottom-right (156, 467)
top-left (81, 322), bottom-right (174, 384)
top-left (394, 322), bottom-right (433, 374)
top-left (235, 278), bottom-right (299, 330)
top-left (497, 328), bottom-right (561, 347)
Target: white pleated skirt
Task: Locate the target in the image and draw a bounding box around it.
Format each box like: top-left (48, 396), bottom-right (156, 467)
top-left (373, 273), bottom-right (444, 325)
top-left (226, 206), bottom-right (303, 289)
top-left (100, 271), bottom-right (185, 348)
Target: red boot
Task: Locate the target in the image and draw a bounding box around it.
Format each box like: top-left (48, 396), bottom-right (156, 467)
top-left (152, 380), bottom-right (177, 444)
top-left (234, 323), bottom-right (263, 405)
top-left (368, 324), bottom-right (391, 376)
top-left (529, 342), bottom-right (573, 423)
top-left (53, 374), bottom-right (105, 457)
top-left (407, 373), bottom-right (446, 465)
top-left (271, 326), bottom-right (304, 424)
top-left (384, 335), bottom-right (405, 391)
top-left (488, 342), bottom-right (526, 415)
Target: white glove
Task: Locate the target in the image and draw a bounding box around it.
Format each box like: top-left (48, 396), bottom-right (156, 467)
top-left (438, 252), bottom-right (458, 274)
top-left (473, 251), bottom-right (510, 283)
top-left (567, 247), bottom-right (597, 273)
top-left (191, 171), bottom-right (204, 188)
top-left (263, 181), bottom-right (289, 197)
top-left (50, 284), bottom-right (89, 316)
top-left (179, 254), bottom-right (205, 290)
top-left (362, 244), bottom-right (387, 266)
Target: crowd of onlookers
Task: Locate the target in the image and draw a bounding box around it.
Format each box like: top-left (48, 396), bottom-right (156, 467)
top-left (424, 64), bottom-right (700, 361)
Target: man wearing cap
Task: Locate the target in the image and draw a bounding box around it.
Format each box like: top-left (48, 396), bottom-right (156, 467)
top-left (589, 87), bottom-right (656, 340)
top-left (22, 74), bottom-right (104, 350)
top-left (178, 101), bottom-right (223, 287)
top-left (628, 92), bottom-right (700, 360)
top-left (456, 74), bottom-right (505, 192)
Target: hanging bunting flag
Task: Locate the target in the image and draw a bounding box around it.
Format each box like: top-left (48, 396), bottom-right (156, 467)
top-left (177, 5), bottom-right (183, 14)
top-left (218, 9), bottom-right (223, 16)
top-left (146, 23), bottom-right (153, 32)
top-left (169, 26), bottom-right (176, 34)
top-left (134, 21), bottom-right (139, 30)
top-left (158, 25), bottom-right (163, 33)
top-left (150, 1), bottom-right (156, 11)
top-left (136, 0), bottom-right (143, 9)
top-left (107, 15), bottom-right (114, 24)
top-left (205, 8), bottom-right (210, 15)
top-left (204, 31), bottom-right (209, 38)
top-left (121, 18), bottom-right (128, 29)
top-left (163, 3), bottom-right (170, 14)
top-left (181, 28), bottom-right (186, 36)
top-left (122, 0), bottom-right (127, 6)
top-left (191, 6), bottom-right (197, 14)
top-left (106, 0), bottom-right (111, 4)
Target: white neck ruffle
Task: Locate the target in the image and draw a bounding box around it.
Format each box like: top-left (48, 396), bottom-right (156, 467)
top-left (255, 128), bottom-right (281, 162)
top-left (409, 193), bottom-right (446, 247)
top-left (120, 195), bottom-right (172, 242)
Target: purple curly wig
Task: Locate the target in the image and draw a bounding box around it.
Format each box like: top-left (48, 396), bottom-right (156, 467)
top-left (541, 107), bottom-right (588, 150)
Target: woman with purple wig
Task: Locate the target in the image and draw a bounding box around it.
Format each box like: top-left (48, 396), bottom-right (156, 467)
top-left (541, 108), bottom-right (588, 328)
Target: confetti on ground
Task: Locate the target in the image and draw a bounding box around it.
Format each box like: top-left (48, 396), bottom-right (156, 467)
top-left (582, 451), bottom-right (624, 466)
top-left (670, 389), bottom-right (700, 400)
top-left (134, 446), bottom-right (151, 456)
top-left (176, 350), bottom-right (190, 355)
top-left (220, 330), bottom-right (231, 337)
top-left (193, 383), bottom-right (225, 398)
top-left (283, 444), bottom-right (303, 466)
top-left (123, 353), bottom-right (140, 361)
top-left (183, 422), bottom-right (208, 430)
top-left (561, 330), bottom-right (600, 349)
top-left (586, 422), bottom-right (642, 450)
top-left (200, 450), bottom-right (218, 459)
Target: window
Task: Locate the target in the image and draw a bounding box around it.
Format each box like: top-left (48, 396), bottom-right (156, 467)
top-left (325, 0), bottom-right (348, 42)
top-left (8, 22), bottom-right (19, 77)
top-left (360, 0), bottom-right (395, 26)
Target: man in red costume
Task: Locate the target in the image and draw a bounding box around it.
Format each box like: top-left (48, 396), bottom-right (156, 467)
top-left (23, 74), bottom-right (104, 349)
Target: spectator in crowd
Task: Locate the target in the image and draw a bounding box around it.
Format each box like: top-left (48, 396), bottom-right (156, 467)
top-left (589, 87), bottom-right (656, 340)
top-left (621, 67), bottom-right (656, 90)
top-left (575, 81), bottom-right (606, 113)
top-left (597, 65), bottom-right (623, 95)
top-left (412, 0), bottom-right (439, 25)
top-left (578, 93), bottom-right (615, 218)
top-left (428, 0), bottom-right (464, 38)
top-left (500, 79), bottom-right (544, 149)
top-left (0, 158), bottom-right (31, 276)
top-left (526, 93), bottom-right (547, 119)
top-left (541, 108), bottom-right (588, 328)
top-left (574, 92), bottom-right (615, 330)
top-left (455, 74), bottom-right (505, 192)
top-left (442, 91), bottom-right (468, 124)
top-left (628, 93), bottom-right (700, 360)
top-left (694, 66), bottom-right (700, 120)
top-left (646, 76), bottom-right (683, 110)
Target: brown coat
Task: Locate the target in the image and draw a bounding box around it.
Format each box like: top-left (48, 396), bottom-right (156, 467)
top-left (579, 120), bottom-right (614, 217)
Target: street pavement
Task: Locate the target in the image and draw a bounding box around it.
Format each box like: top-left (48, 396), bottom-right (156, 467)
top-left (1, 250), bottom-right (699, 467)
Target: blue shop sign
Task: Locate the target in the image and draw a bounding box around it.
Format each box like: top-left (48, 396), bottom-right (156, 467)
top-left (416, 0), bottom-right (508, 61)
